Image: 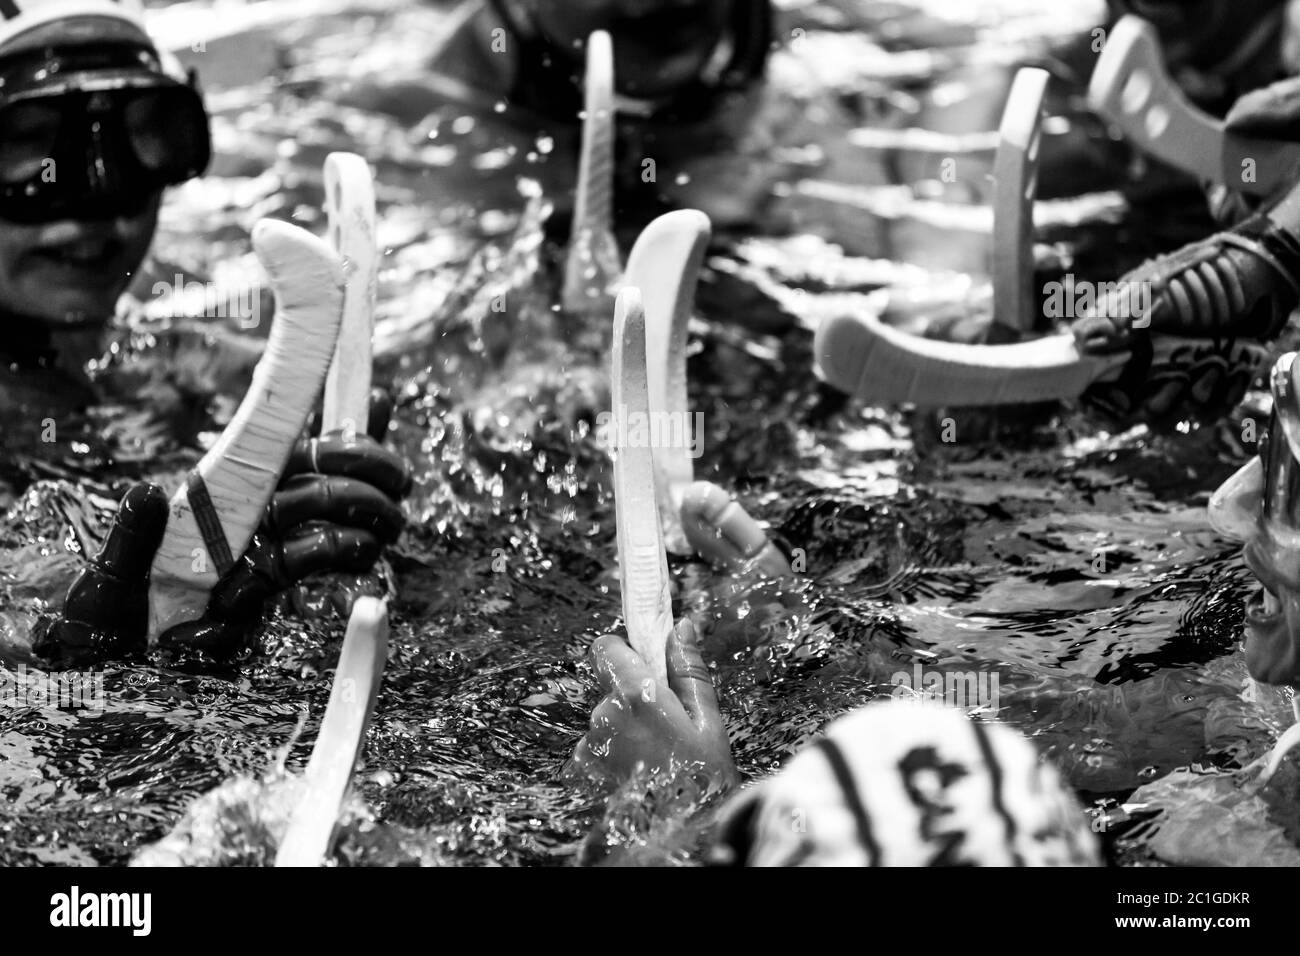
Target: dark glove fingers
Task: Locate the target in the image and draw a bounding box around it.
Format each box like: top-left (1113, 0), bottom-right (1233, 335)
top-left (202, 536), bottom-right (283, 628)
top-left (85, 482), bottom-right (170, 583)
top-left (1223, 365), bottom-right (1255, 412)
top-left (155, 617), bottom-right (250, 660)
top-left (1077, 210), bottom-right (1300, 344)
top-left (1081, 384), bottom-right (1132, 421)
top-left (1072, 314), bottom-right (1131, 354)
top-left (304, 386), bottom-right (395, 441)
top-left (1188, 358), bottom-right (1227, 409)
top-left (32, 483), bottom-right (170, 666)
top-left (281, 434), bottom-right (412, 499)
top-left (278, 525), bottom-right (383, 583)
top-left (32, 620), bottom-right (106, 668)
top-left (268, 475), bottom-right (405, 543)
top-left (179, 524), bottom-right (383, 656)
top-left (1141, 377), bottom-right (1188, 423)
top-left (367, 386), bottom-right (394, 442)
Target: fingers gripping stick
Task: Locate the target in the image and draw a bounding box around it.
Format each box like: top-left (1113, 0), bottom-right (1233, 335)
top-left (563, 30), bottom-right (620, 314)
top-left (322, 152), bottom-right (378, 436)
top-left (611, 288), bottom-right (674, 687)
top-left (1088, 15), bottom-right (1300, 195)
top-left (147, 220), bottom-right (345, 641)
top-left (992, 67), bottom-right (1048, 336)
top-left (276, 598), bottom-right (389, 866)
top-left (679, 482), bottom-right (791, 578)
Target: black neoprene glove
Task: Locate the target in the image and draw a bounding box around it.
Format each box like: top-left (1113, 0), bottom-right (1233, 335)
top-left (34, 388), bottom-right (411, 666)
top-left (1071, 205), bottom-right (1300, 429)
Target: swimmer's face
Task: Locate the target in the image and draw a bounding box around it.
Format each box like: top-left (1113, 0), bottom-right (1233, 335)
top-left (0, 193), bottom-right (161, 328)
top-left (1210, 358), bottom-right (1300, 687)
top-left (532, 0), bottom-right (730, 99)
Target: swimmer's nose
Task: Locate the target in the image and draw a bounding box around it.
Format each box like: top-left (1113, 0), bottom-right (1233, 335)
top-left (1209, 457), bottom-right (1264, 541)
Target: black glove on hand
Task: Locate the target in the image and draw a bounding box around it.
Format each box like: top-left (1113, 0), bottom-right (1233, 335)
top-left (35, 389), bottom-right (411, 666)
top-left (1071, 205), bottom-right (1300, 429)
top-left (33, 482), bottom-right (170, 667)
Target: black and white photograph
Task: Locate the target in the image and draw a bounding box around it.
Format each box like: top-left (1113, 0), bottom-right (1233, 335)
top-left (0, 0), bottom-right (1292, 929)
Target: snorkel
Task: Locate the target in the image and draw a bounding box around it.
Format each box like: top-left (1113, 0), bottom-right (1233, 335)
top-left (1210, 353), bottom-right (1300, 689)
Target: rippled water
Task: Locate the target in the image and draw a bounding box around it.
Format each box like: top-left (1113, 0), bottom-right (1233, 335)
top-left (3, 0), bottom-right (1299, 866)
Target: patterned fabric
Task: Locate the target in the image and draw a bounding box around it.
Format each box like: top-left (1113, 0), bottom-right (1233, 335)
top-left (713, 701), bottom-right (1101, 867)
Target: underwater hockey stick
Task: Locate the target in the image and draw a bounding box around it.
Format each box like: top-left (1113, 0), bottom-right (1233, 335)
top-left (622, 210), bottom-right (790, 575)
top-left (563, 29), bottom-right (621, 314)
top-left (611, 288), bottom-right (674, 686)
top-left (1088, 15), bottom-right (1300, 197)
top-left (147, 220), bottom-right (345, 641)
top-left (276, 597), bottom-right (389, 866)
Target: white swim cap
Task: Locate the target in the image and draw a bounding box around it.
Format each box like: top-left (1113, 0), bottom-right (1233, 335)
top-left (712, 700), bottom-right (1101, 866)
top-left (0, 0), bottom-right (152, 58)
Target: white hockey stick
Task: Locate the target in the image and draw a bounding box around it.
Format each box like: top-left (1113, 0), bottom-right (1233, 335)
top-left (276, 597), bottom-right (389, 866)
top-left (147, 220), bottom-right (344, 641)
top-left (622, 211), bottom-right (790, 576)
top-left (563, 30), bottom-right (622, 314)
top-left (814, 55), bottom-right (1273, 408)
top-left (992, 67), bottom-right (1048, 336)
top-left (1088, 15), bottom-right (1300, 196)
top-left (611, 288), bottom-right (674, 687)
top-left (321, 152), bottom-right (378, 436)
top-left (276, 154), bottom-right (391, 866)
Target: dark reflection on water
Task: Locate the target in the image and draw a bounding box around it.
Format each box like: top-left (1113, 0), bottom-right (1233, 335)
top-left (2, 0), bottom-right (1299, 866)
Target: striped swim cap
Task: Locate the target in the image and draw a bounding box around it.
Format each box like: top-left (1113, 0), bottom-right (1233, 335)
top-left (712, 700), bottom-right (1101, 866)
top-left (0, 0), bottom-right (152, 57)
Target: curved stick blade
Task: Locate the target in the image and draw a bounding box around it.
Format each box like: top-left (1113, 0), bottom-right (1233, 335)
top-left (276, 597), bottom-right (389, 867)
top-left (1088, 15), bottom-right (1300, 196)
top-left (815, 311), bottom-right (1115, 406)
top-left (992, 67), bottom-right (1048, 336)
top-left (611, 287), bottom-right (673, 687)
top-left (148, 220), bottom-right (345, 640)
top-left (322, 152), bottom-right (377, 434)
top-left (816, 310), bottom-right (1269, 407)
top-left (1088, 16), bottom-right (1222, 182)
top-left (623, 209), bottom-right (711, 554)
top-left (563, 29), bottom-right (621, 315)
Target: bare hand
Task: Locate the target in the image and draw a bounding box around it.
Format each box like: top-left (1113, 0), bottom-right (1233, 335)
top-left (568, 619), bottom-right (737, 792)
